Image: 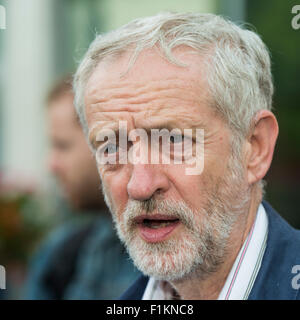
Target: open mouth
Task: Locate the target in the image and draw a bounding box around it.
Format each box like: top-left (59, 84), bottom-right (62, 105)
top-left (142, 218), bottom-right (179, 229)
top-left (134, 215), bottom-right (180, 243)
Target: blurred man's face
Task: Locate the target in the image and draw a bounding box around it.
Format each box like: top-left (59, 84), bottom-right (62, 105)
top-left (85, 48), bottom-right (251, 281)
top-left (48, 93), bottom-right (102, 210)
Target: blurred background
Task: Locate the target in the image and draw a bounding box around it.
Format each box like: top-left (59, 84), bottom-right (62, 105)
top-left (0, 0), bottom-right (299, 299)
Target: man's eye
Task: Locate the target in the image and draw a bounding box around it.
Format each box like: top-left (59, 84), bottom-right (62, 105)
top-left (170, 135), bottom-right (183, 144)
top-left (105, 143), bottom-right (118, 154)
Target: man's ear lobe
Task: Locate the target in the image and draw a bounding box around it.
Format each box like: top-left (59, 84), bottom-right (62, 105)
top-left (247, 110), bottom-right (279, 185)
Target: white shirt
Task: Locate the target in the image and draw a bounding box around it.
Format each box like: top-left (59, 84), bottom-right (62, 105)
top-left (142, 203), bottom-right (268, 300)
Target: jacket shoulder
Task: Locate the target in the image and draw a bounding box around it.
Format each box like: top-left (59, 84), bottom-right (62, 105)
top-left (119, 275), bottom-right (149, 300)
top-left (249, 201), bottom-right (300, 299)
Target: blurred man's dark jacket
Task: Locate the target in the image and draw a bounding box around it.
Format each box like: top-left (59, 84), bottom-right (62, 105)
top-left (25, 213), bottom-right (139, 299)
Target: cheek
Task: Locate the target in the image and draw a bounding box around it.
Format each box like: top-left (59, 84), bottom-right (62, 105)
top-left (102, 168), bottom-right (130, 215)
top-left (177, 176), bottom-right (203, 207)
top-left (167, 164), bottom-right (212, 210)
top-left (153, 165), bottom-right (202, 202)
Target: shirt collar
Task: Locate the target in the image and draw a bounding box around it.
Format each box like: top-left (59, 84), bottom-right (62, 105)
top-left (142, 203), bottom-right (268, 300)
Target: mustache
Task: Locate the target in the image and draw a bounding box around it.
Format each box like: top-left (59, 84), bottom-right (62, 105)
top-left (122, 198), bottom-right (195, 230)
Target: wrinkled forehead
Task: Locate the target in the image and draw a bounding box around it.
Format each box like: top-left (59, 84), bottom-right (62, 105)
top-left (83, 46), bottom-right (220, 144)
top-left (85, 46), bottom-right (210, 97)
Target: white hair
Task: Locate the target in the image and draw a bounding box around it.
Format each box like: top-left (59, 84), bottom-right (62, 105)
top-left (73, 12), bottom-right (273, 138)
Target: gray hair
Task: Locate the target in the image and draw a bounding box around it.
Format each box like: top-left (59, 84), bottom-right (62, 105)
top-left (73, 12), bottom-right (273, 141)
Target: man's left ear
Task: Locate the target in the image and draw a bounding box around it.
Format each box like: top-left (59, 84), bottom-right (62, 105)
top-left (246, 110), bottom-right (279, 185)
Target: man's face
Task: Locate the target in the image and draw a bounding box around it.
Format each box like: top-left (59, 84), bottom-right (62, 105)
top-left (85, 48), bottom-right (250, 280)
top-left (48, 93), bottom-right (102, 210)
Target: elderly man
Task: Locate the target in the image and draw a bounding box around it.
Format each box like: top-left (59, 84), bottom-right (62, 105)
top-left (73, 13), bottom-right (300, 300)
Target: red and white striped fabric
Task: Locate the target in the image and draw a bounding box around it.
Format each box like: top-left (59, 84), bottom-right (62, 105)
top-left (218, 204), bottom-right (268, 300)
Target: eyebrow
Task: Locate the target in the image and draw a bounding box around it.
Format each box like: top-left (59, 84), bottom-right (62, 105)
top-left (139, 120), bottom-right (208, 136)
top-left (88, 122), bottom-right (120, 150)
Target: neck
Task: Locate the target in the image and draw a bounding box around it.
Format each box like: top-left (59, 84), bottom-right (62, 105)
top-left (170, 189), bottom-right (261, 300)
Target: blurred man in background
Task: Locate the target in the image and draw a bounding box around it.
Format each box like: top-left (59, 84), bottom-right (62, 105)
top-left (47, 77), bottom-right (105, 212)
top-left (24, 76), bottom-right (139, 299)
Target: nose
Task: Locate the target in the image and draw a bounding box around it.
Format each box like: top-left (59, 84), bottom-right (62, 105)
top-left (127, 164), bottom-right (170, 201)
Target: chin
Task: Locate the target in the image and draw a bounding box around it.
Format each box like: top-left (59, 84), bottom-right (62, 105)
top-left (122, 228), bottom-right (206, 282)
